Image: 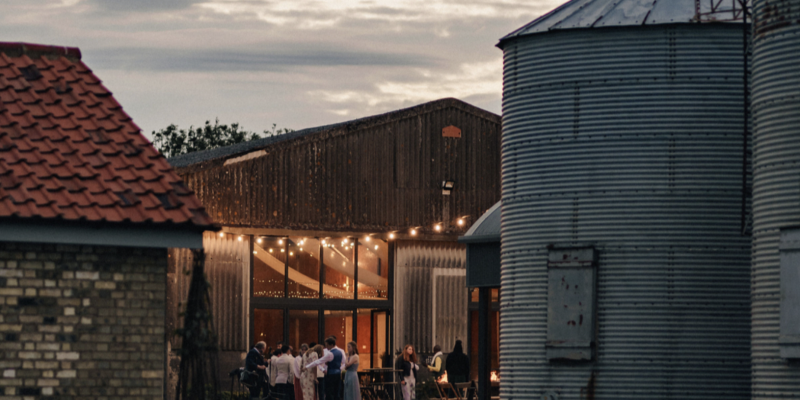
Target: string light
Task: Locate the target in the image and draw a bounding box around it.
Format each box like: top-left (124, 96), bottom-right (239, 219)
top-left (219, 232), bottom-right (224, 238)
top-left (410, 228), bottom-right (417, 236)
top-left (374, 245), bottom-right (378, 250)
top-left (290, 251), bottom-right (294, 256)
top-left (365, 236), bottom-right (370, 242)
top-left (278, 239), bottom-right (284, 245)
top-left (281, 249), bottom-right (285, 253)
top-left (434, 224), bottom-right (442, 232)
top-left (269, 249), bottom-right (274, 253)
top-left (389, 233), bottom-right (395, 240)
top-left (238, 236), bottom-right (243, 242)
top-left (253, 251), bottom-right (257, 255)
top-left (457, 218), bottom-right (465, 226)
top-left (257, 238), bottom-right (262, 244)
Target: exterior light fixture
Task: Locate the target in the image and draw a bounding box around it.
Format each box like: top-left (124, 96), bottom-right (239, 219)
top-left (410, 228), bottom-right (417, 236)
top-left (434, 224), bottom-right (442, 232)
top-left (457, 218), bottom-right (465, 226)
top-left (441, 180), bottom-right (456, 195)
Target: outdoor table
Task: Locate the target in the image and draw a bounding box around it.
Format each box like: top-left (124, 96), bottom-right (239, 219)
top-left (361, 368), bottom-right (402, 400)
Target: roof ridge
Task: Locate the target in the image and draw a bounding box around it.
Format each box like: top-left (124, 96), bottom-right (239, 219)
top-left (0, 42), bottom-right (81, 62)
top-left (168, 97), bottom-right (500, 169)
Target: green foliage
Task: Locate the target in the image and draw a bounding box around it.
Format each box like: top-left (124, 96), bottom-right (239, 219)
top-left (152, 119), bottom-right (293, 158)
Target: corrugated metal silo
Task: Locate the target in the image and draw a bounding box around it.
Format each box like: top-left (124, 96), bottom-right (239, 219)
top-left (498, 1), bottom-right (751, 399)
top-left (751, 0), bottom-right (800, 398)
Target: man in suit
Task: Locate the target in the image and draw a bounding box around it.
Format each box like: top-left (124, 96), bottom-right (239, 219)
top-left (246, 341), bottom-right (268, 400)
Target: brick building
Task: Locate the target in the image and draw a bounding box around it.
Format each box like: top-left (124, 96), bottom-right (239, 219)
top-left (0, 43), bottom-right (213, 399)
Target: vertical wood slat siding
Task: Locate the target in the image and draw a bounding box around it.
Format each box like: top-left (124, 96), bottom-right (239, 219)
top-left (176, 101), bottom-right (501, 233)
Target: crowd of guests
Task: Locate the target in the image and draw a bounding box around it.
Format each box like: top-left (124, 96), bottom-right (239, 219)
top-left (245, 337), bottom-right (470, 400)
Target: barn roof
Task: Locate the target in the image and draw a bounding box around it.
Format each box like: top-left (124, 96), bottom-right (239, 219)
top-left (168, 97), bottom-right (501, 170)
top-left (0, 42), bottom-right (214, 230)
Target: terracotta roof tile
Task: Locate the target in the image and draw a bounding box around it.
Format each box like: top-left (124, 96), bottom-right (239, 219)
top-left (0, 42), bottom-right (214, 229)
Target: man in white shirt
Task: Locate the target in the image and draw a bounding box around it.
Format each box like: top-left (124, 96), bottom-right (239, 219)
top-left (294, 344), bottom-right (306, 400)
top-left (274, 345), bottom-right (295, 399)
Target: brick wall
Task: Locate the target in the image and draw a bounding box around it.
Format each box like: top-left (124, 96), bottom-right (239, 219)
top-left (0, 241), bottom-right (167, 400)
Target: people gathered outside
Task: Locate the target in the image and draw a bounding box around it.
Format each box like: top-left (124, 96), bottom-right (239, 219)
top-left (245, 341), bottom-right (268, 400)
top-left (343, 341), bottom-right (361, 400)
top-left (305, 337), bottom-right (345, 400)
top-left (445, 340), bottom-right (470, 384)
top-left (396, 344), bottom-right (420, 400)
top-left (427, 345), bottom-right (445, 380)
top-left (273, 344), bottom-right (296, 399)
top-left (301, 344), bottom-right (323, 400)
top-left (294, 345), bottom-right (307, 400)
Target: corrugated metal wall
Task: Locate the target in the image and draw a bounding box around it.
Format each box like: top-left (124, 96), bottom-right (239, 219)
top-left (500, 25), bottom-right (751, 400)
top-left (176, 100), bottom-right (501, 233)
top-left (394, 241), bottom-right (467, 353)
top-left (168, 232), bottom-right (250, 351)
top-left (752, 0), bottom-right (800, 398)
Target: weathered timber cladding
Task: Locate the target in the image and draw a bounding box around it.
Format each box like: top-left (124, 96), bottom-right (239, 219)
top-left (175, 99), bottom-right (501, 233)
top-left (0, 241), bottom-right (167, 400)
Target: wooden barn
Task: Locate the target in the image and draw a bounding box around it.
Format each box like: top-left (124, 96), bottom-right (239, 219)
top-left (167, 98), bottom-right (502, 382)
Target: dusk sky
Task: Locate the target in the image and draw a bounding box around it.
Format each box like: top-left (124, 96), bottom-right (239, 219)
top-left (1, 0), bottom-right (563, 141)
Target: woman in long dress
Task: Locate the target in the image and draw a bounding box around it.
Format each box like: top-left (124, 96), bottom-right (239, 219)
top-left (301, 345), bottom-right (323, 400)
top-left (343, 341), bottom-right (361, 400)
top-left (398, 344), bottom-right (419, 400)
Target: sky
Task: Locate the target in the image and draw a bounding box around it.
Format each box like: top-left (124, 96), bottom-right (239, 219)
top-left (1, 0), bottom-right (563, 140)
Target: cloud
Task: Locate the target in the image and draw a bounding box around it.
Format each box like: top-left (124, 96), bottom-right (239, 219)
top-left (309, 60), bottom-right (502, 115)
top-left (85, 0), bottom-right (206, 12)
top-left (88, 46), bottom-right (441, 72)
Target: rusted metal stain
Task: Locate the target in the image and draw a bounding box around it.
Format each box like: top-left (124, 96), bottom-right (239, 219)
top-left (175, 99), bottom-right (501, 234)
top-left (754, 0), bottom-right (799, 37)
top-left (442, 125), bottom-right (462, 138)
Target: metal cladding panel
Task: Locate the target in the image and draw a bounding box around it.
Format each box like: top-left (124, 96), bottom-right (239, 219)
top-left (176, 100), bottom-right (501, 234)
top-left (501, 24), bottom-right (751, 400)
top-left (394, 241), bottom-right (466, 354)
top-left (168, 232), bottom-right (250, 351)
top-left (752, 0), bottom-right (800, 398)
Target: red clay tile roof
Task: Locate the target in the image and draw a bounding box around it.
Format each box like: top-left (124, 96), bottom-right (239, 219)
top-left (0, 42), bottom-right (214, 229)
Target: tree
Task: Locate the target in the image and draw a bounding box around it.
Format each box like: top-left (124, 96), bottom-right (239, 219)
top-left (152, 119), bottom-right (293, 158)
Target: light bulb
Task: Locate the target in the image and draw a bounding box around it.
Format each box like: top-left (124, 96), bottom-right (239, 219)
top-left (219, 232), bottom-right (224, 238)
top-left (257, 238), bottom-right (262, 244)
top-left (269, 249), bottom-right (274, 253)
top-left (343, 238), bottom-right (348, 244)
top-left (365, 236), bottom-right (370, 242)
top-left (389, 233), bottom-right (395, 240)
top-left (253, 251), bottom-right (257, 254)
top-left (281, 249), bottom-right (285, 253)
top-left (238, 236), bottom-right (243, 242)
top-left (300, 248), bottom-right (303, 252)
top-left (374, 245), bottom-right (378, 250)
top-left (410, 228), bottom-right (417, 236)
top-left (457, 218), bottom-right (464, 226)
top-left (290, 252), bottom-right (294, 256)
top-left (278, 239), bottom-right (283, 245)
top-left (434, 224), bottom-right (442, 232)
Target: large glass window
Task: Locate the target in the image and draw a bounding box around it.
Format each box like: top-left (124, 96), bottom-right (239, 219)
top-left (324, 310), bottom-right (353, 347)
top-left (322, 238), bottom-right (355, 299)
top-left (357, 238), bottom-right (389, 300)
top-left (254, 309), bottom-right (284, 350)
top-left (288, 237), bottom-right (321, 299)
top-left (253, 237), bottom-right (287, 298)
top-left (289, 309), bottom-right (319, 350)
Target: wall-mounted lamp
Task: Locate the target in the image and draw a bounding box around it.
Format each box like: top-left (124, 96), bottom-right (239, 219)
top-left (441, 180), bottom-right (456, 196)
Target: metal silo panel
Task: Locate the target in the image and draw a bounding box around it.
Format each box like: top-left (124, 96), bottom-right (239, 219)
top-left (394, 241), bottom-right (466, 353)
top-left (501, 24), bottom-right (750, 400)
top-left (752, 0), bottom-right (800, 398)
